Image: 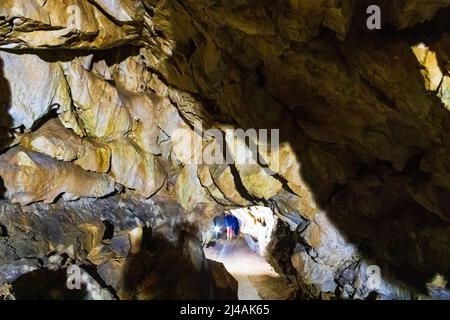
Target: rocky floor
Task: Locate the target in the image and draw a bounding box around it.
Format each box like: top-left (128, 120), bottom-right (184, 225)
top-left (0, 196), bottom-right (238, 300)
top-left (204, 238), bottom-right (296, 300)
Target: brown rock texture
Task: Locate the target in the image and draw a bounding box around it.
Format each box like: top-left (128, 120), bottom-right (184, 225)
top-left (0, 0), bottom-right (450, 300)
top-left (0, 196), bottom-right (237, 299)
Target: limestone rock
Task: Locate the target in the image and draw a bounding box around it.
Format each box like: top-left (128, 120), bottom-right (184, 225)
top-left (20, 118), bottom-right (84, 162)
top-left (0, 147), bottom-right (115, 205)
top-left (438, 76), bottom-right (450, 110)
top-left (175, 164), bottom-right (211, 212)
top-left (0, 51), bottom-right (71, 129)
top-left (1, 0), bottom-right (450, 301)
top-left (0, 197), bottom-right (237, 300)
top-left (208, 260), bottom-right (239, 300)
top-left (229, 206), bottom-right (277, 257)
top-left (109, 139), bottom-right (166, 198)
top-left (93, 0), bottom-right (144, 23)
top-left (0, 0), bottom-right (142, 49)
top-left (198, 165), bottom-right (235, 207)
top-left (389, 0), bottom-right (450, 29)
top-left (199, 164), bottom-right (252, 207)
top-left (224, 132), bottom-right (283, 199)
top-left (75, 141), bottom-right (112, 174)
top-left (412, 43), bottom-right (444, 91)
top-left (62, 62), bottom-right (134, 140)
top-left (19, 118), bottom-right (111, 173)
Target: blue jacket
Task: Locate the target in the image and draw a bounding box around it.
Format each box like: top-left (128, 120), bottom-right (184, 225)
top-left (224, 214), bottom-right (240, 236)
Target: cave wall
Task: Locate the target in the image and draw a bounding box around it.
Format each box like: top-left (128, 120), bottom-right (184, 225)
top-left (1, 0), bottom-right (450, 299)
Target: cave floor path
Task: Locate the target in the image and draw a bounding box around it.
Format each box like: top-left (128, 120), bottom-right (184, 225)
top-left (204, 237), bottom-right (295, 300)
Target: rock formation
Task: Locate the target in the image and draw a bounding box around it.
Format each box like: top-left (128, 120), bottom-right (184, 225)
top-left (1, 0), bottom-right (450, 300)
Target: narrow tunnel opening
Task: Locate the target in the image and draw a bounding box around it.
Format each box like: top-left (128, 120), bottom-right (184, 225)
top-left (203, 206), bottom-right (295, 300)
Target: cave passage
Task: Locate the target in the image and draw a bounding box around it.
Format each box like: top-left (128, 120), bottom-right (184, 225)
top-left (203, 207), bottom-right (295, 300)
top-left (1, 0), bottom-right (450, 303)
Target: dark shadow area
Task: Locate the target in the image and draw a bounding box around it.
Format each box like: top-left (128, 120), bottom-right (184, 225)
top-left (0, 57), bottom-right (12, 199)
top-left (0, 223), bottom-right (8, 237)
top-left (102, 220), bottom-right (115, 240)
top-left (0, 45), bottom-right (141, 64)
top-left (80, 263), bottom-right (120, 300)
top-left (152, 1), bottom-right (450, 296)
top-left (115, 228), bottom-right (237, 300)
top-left (0, 177), bottom-right (5, 199)
top-left (12, 269), bottom-right (89, 300)
top-left (29, 108), bottom-right (59, 132)
top-left (0, 57), bottom-right (12, 146)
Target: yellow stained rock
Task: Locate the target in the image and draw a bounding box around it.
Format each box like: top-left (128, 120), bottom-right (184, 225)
top-left (109, 139), bottom-right (166, 198)
top-left (412, 44), bottom-right (444, 91)
top-left (199, 164), bottom-right (252, 207)
top-left (175, 164), bottom-right (211, 212)
top-left (19, 118), bottom-right (111, 174)
top-left (0, 0), bottom-right (141, 49)
top-left (75, 142), bottom-right (112, 174)
top-left (0, 147), bottom-right (115, 205)
top-left (62, 62), bottom-right (134, 140)
top-left (224, 132), bottom-right (282, 199)
top-left (0, 51), bottom-right (72, 130)
top-left (438, 76), bottom-right (450, 110)
top-left (20, 118), bottom-right (84, 162)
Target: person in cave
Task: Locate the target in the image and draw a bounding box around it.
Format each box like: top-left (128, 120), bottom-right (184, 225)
top-left (224, 213), bottom-right (240, 241)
